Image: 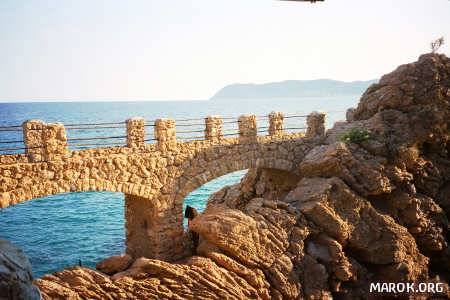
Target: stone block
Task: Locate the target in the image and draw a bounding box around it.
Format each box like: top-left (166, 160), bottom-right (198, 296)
top-left (306, 111), bottom-right (326, 137)
top-left (269, 111), bottom-right (284, 136)
top-left (205, 116), bottom-right (222, 143)
top-left (238, 114), bottom-right (257, 143)
top-left (126, 117), bottom-right (146, 148)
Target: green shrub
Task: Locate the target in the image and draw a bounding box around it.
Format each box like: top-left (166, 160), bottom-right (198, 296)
top-left (338, 128), bottom-right (375, 144)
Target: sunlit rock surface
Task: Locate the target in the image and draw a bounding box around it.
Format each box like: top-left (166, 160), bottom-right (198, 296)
top-left (35, 53), bottom-right (450, 299)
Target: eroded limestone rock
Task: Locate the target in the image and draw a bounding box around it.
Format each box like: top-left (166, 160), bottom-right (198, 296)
top-left (0, 238), bottom-right (40, 300)
top-left (96, 254), bottom-right (133, 275)
top-left (26, 53), bottom-right (450, 299)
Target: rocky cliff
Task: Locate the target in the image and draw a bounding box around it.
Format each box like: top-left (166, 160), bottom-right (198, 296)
top-left (34, 53), bottom-right (450, 299)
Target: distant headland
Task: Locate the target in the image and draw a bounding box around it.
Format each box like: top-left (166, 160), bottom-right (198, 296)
top-left (210, 79), bottom-right (378, 100)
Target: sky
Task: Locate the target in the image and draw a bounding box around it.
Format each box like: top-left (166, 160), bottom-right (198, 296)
top-left (0, 0), bottom-right (449, 102)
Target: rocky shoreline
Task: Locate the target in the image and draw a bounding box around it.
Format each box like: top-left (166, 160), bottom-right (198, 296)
top-left (2, 53), bottom-right (450, 299)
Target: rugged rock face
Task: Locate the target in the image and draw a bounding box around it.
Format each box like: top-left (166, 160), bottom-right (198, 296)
top-left (96, 254), bottom-right (133, 275)
top-left (0, 238), bottom-right (41, 300)
top-left (35, 53), bottom-right (450, 299)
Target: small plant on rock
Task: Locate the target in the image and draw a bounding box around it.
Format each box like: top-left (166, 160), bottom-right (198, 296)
top-left (339, 128), bottom-right (375, 144)
top-left (430, 37), bottom-right (444, 53)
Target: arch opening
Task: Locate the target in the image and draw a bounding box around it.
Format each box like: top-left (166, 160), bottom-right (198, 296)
top-left (182, 169), bottom-right (247, 228)
top-left (0, 191), bottom-right (125, 278)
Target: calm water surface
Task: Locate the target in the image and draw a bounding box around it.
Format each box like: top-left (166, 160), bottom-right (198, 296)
top-left (0, 97), bottom-right (359, 277)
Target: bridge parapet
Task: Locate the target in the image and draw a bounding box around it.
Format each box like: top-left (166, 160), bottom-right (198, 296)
top-left (1, 110), bottom-right (326, 163)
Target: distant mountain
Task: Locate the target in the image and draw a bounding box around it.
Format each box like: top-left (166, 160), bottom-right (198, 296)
top-left (210, 79), bottom-right (378, 100)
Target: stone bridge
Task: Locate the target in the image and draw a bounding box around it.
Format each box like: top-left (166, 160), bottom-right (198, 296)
top-left (0, 111), bottom-right (326, 261)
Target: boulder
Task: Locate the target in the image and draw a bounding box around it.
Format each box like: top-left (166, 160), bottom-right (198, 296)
top-left (96, 254), bottom-right (133, 275)
top-left (0, 238), bottom-right (41, 300)
top-left (285, 177), bottom-right (429, 281)
top-left (299, 142), bottom-right (393, 196)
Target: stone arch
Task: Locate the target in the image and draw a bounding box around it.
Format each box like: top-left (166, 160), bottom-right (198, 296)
top-left (1, 169), bottom-right (157, 209)
top-left (173, 144), bottom-right (297, 205)
top-left (153, 142), bottom-right (303, 260)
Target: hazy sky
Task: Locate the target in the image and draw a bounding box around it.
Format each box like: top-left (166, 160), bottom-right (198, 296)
top-left (1, 0), bottom-right (449, 101)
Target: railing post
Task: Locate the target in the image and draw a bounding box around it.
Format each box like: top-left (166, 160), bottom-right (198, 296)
top-left (269, 111), bottom-right (284, 136)
top-left (22, 120), bottom-right (46, 162)
top-left (155, 118), bottom-right (177, 152)
top-left (238, 114), bottom-right (257, 143)
top-left (205, 116), bottom-right (222, 143)
top-left (126, 117), bottom-right (145, 148)
top-left (306, 111), bottom-right (326, 137)
top-left (43, 123), bottom-right (68, 161)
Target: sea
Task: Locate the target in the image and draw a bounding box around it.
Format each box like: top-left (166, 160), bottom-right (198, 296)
top-left (0, 96), bottom-right (360, 278)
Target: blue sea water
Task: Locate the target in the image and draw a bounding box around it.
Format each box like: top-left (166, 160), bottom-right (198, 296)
top-left (0, 97), bottom-right (359, 278)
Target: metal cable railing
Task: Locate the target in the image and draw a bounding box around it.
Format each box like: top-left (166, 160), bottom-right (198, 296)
top-left (68, 142), bottom-right (127, 147)
top-left (0, 111), bottom-right (326, 154)
top-left (0, 128), bottom-right (23, 132)
top-left (0, 145), bottom-right (43, 152)
top-left (66, 136), bottom-right (127, 142)
top-left (0, 140), bottom-right (24, 144)
top-left (0, 125), bottom-right (22, 129)
top-left (64, 121), bottom-right (125, 127)
top-left (65, 125), bottom-right (126, 130)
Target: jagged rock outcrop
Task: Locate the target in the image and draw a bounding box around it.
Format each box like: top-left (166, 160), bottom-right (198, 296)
top-left (96, 254), bottom-right (133, 275)
top-left (35, 53), bottom-right (450, 299)
top-left (0, 238), bottom-right (41, 300)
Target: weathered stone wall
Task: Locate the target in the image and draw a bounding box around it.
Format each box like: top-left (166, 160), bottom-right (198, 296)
top-left (0, 112), bottom-right (322, 261)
